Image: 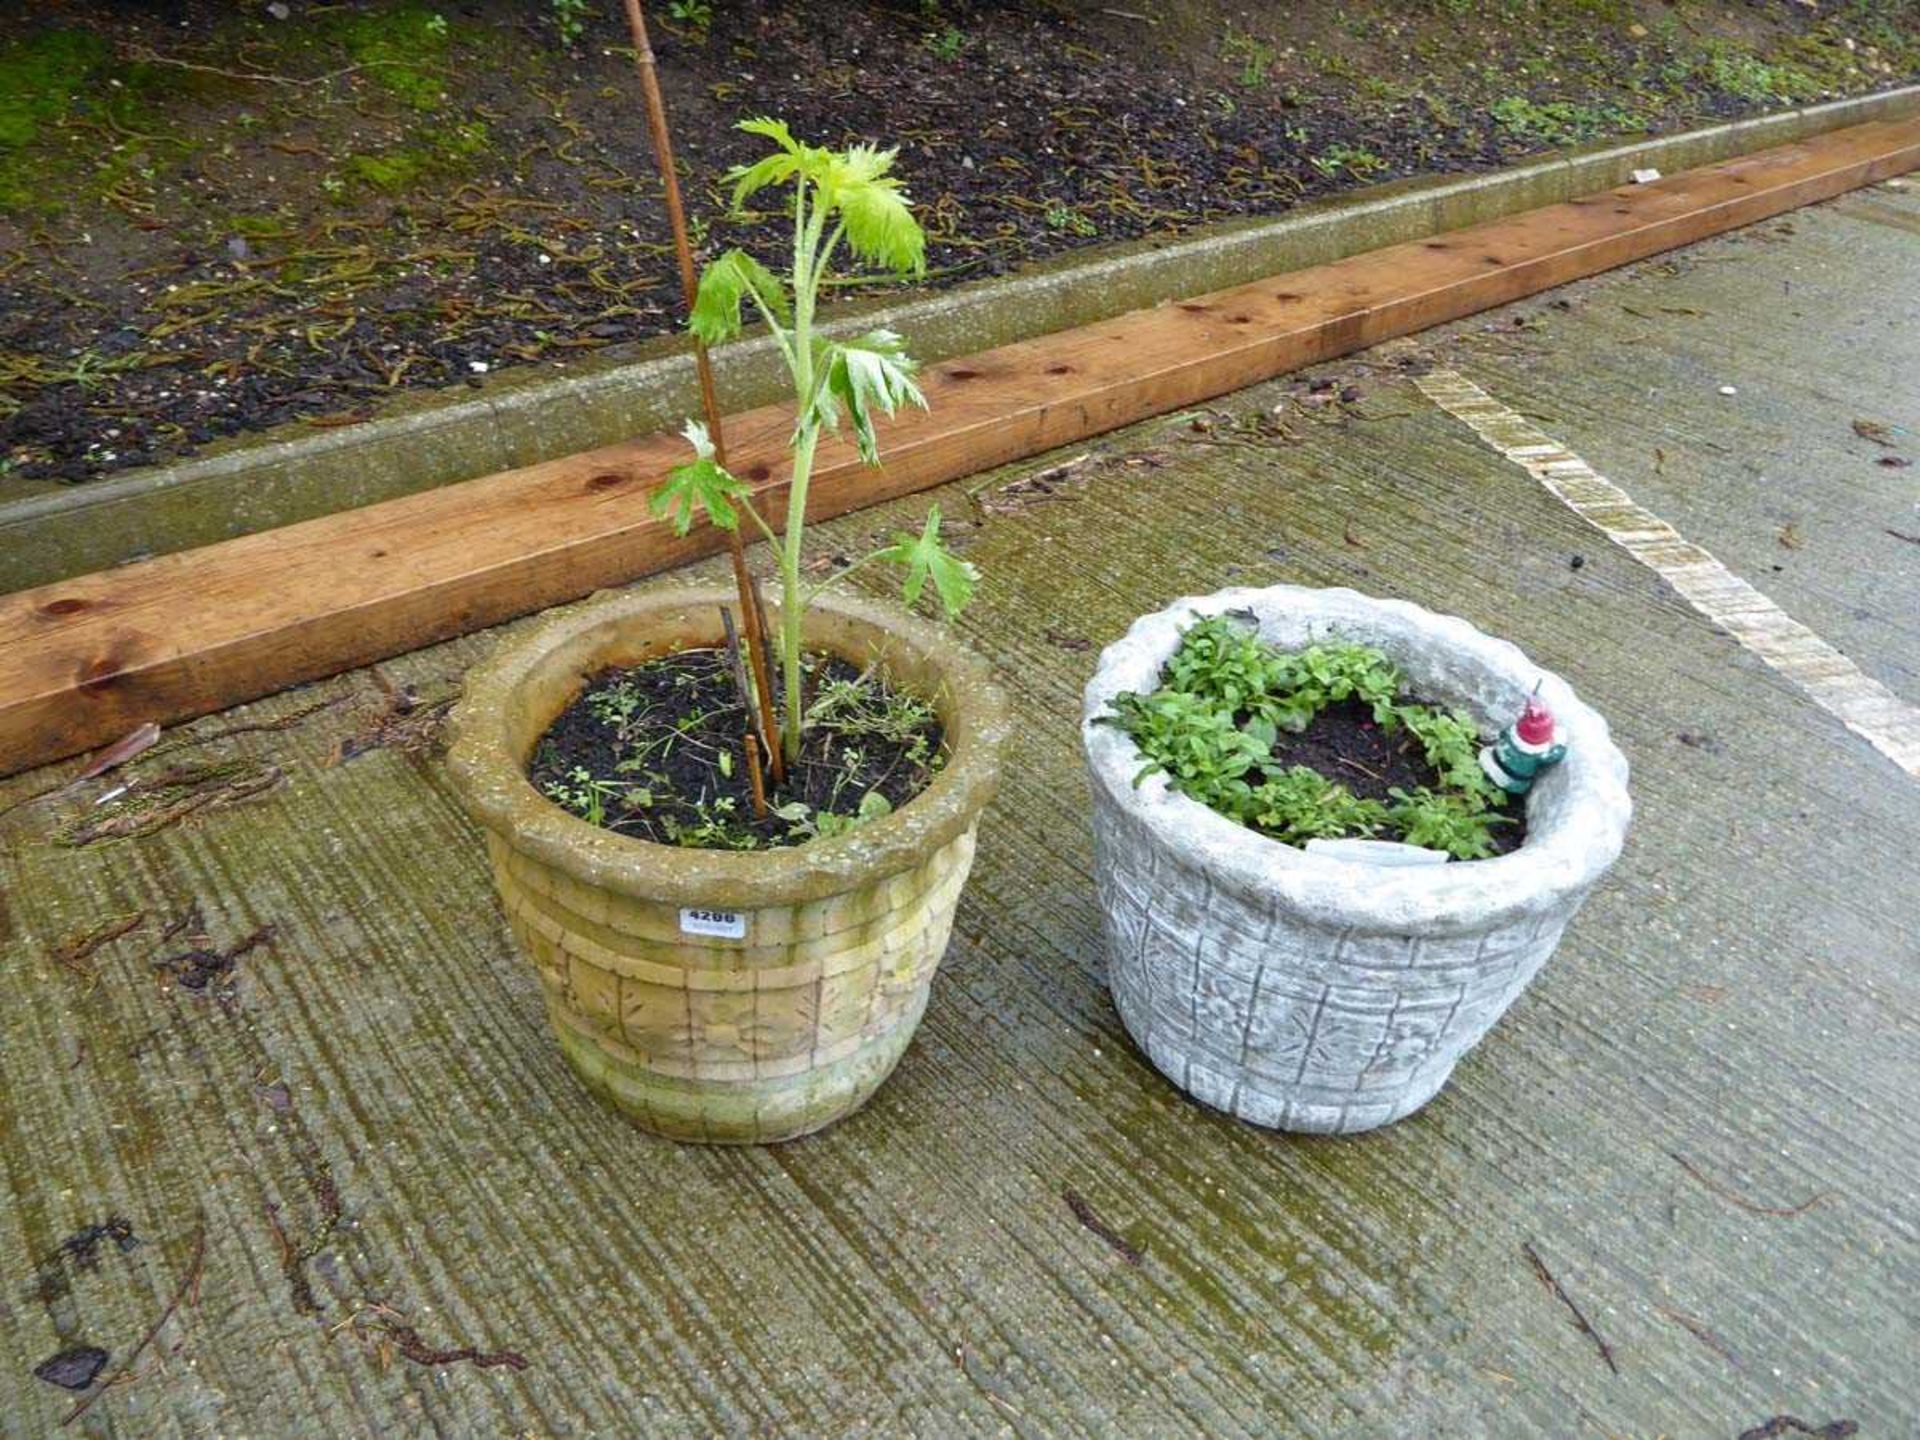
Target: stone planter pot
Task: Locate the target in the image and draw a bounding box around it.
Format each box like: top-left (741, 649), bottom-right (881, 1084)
top-left (448, 585), bottom-right (1008, 1144)
top-left (1082, 585), bottom-right (1631, 1135)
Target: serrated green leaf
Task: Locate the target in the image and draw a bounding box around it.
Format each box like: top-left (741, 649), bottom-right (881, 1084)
top-left (876, 505), bottom-right (977, 618)
top-left (722, 121), bottom-right (924, 274)
top-left (725, 116), bottom-right (845, 212)
top-left (690, 248), bottom-right (790, 345)
top-left (831, 165), bottom-right (926, 275)
top-left (830, 142), bottom-right (896, 187)
top-left (724, 116), bottom-right (818, 210)
top-left (726, 152), bottom-right (801, 212)
top-left (809, 329), bottom-right (927, 463)
top-left (648, 420), bottom-right (752, 535)
top-left (737, 115), bottom-right (800, 152)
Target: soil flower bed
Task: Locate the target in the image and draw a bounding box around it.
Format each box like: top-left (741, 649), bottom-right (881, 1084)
top-left (3, 0), bottom-right (1914, 481)
top-left (1102, 613), bottom-right (1526, 859)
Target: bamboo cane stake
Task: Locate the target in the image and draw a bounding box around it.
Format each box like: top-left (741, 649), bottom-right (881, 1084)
top-left (750, 572), bottom-right (782, 739)
top-left (618, 0), bottom-right (785, 785)
top-left (719, 604), bottom-right (769, 819)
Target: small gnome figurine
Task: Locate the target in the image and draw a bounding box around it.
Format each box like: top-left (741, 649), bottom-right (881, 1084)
top-left (1480, 687), bottom-right (1567, 796)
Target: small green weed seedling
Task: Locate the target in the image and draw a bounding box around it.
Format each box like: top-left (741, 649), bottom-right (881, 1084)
top-left (542, 766), bottom-right (635, 829)
top-left (668, 0), bottom-right (714, 37)
top-left (1104, 616), bottom-right (1515, 860)
top-left (1044, 202), bottom-right (1098, 237)
top-left (650, 118), bottom-right (976, 769)
top-left (1221, 30), bottom-right (1278, 89)
top-left (1310, 144), bottom-right (1387, 179)
top-left (925, 26), bottom-right (967, 61)
top-left (550, 0), bottom-right (589, 47)
top-left (1489, 96), bottom-right (1635, 149)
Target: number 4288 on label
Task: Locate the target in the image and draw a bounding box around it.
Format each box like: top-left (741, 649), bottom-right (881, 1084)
top-left (679, 908), bottom-right (747, 939)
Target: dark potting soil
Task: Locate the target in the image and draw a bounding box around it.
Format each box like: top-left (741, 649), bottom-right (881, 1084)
top-left (528, 648), bottom-right (943, 850)
top-left (1274, 696), bottom-right (1528, 856)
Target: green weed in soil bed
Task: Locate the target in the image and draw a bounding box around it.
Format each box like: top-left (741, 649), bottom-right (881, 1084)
top-left (1102, 615), bottom-right (1525, 860)
top-left (529, 648), bottom-right (943, 850)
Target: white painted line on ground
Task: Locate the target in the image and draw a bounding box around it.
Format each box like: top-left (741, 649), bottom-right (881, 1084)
top-left (1416, 367), bottom-right (1920, 780)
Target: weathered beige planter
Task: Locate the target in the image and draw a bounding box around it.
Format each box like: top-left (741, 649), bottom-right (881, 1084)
top-left (446, 585), bottom-right (1008, 1144)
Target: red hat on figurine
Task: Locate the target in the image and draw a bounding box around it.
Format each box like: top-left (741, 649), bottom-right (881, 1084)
top-left (1515, 694), bottom-right (1556, 746)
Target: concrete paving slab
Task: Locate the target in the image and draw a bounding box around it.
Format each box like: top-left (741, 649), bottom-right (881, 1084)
top-left (1435, 176), bottom-right (1920, 710)
top-left (1, 195), bottom-right (1913, 1437)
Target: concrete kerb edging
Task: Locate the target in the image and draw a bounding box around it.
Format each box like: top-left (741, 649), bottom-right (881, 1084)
top-left (4, 83), bottom-right (1916, 594)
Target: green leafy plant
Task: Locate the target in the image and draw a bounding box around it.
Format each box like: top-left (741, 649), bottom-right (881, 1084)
top-left (1311, 144), bottom-right (1387, 179)
top-left (1107, 685), bottom-right (1273, 814)
top-left (1695, 42), bottom-right (1819, 103)
top-left (1265, 640), bottom-right (1402, 729)
top-left (659, 795), bottom-right (759, 849)
top-left (551, 0), bottom-right (590, 47)
top-left (1043, 202), bottom-right (1097, 237)
top-left (803, 664), bottom-right (939, 758)
top-left (668, 0), bottom-right (715, 36)
top-left (543, 765), bottom-right (644, 828)
top-left (651, 118), bottom-right (975, 767)
top-left (1489, 96), bottom-right (1634, 148)
top-left (925, 25), bottom-right (967, 61)
top-left (1387, 787), bottom-right (1508, 860)
top-left (1164, 614), bottom-right (1285, 712)
top-left (1221, 30), bottom-right (1277, 88)
top-left (1103, 617), bottom-right (1514, 860)
top-left (777, 789), bottom-right (893, 841)
top-left (1250, 768), bottom-right (1390, 846)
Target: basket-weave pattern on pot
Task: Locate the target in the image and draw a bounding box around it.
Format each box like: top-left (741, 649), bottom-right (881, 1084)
top-left (1082, 585), bottom-right (1631, 1135)
top-left (490, 828), bottom-right (976, 1143)
top-left (447, 585), bottom-right (1008, 1145)
top-left (1093, 804), bottom-right (1571, 1133)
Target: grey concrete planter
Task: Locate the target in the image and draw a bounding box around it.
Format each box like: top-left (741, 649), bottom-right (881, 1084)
top-left (1082, 586), bottom-right (1631, 1134)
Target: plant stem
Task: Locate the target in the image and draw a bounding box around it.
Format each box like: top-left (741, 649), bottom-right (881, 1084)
top-left (773, 177), bottom-right (836, 767)
top-left (780, 424), bottom-right (820, 764)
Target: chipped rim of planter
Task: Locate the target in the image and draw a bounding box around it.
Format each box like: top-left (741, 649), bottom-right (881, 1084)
top-left (446, 584), bottom-right (1010, 909)
top-left (1082, 585), bottom-right (1632, 933)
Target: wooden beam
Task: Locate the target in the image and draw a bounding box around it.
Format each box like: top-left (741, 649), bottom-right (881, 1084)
top-left (4, 116), bottom-right (1917, 777)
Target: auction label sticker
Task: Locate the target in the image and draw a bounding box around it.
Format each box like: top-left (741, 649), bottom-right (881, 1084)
top-left (679, 907), bottom-right (748, 940)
